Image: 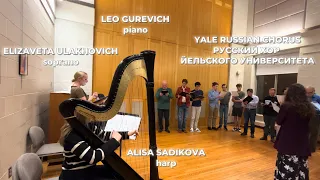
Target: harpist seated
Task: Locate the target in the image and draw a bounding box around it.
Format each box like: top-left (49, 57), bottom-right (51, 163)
top-left (58, 121), bottom-right (139, 180)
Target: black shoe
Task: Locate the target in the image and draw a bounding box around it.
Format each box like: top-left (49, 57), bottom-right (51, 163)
top-left (251, 134), bottom-right (254, 138)
top-left (212, 127), bottom-right (217, 130)
top-left (271, 137), bottom-right (275, 143)
top-left (208, 127), bottom-right (212, 130)
top-left (158, 129), bottom-right (163, 133)
top-left (260, 136), bottom-right (267, 140)
top-left (224, 126), bottom-right (228, 131)
top-left (241, 132), bottom-right (247, 136)
top-left (182, 130), bottom-right (187, 133)
top-left (165, 129), bottom-right (170, 133)
top-left (217, 126), bottom-right (222, 129)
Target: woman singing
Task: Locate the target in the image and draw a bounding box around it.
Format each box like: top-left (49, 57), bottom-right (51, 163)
top-left (274, 83), bottom-right (315, 180)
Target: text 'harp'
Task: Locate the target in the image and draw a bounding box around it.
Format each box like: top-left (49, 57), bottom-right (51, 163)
top-left (59, 50), bottom-right (160, 180)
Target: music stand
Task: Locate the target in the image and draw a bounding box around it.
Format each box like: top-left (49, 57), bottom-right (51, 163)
top-left (105, 112), bottom-right (141, 158)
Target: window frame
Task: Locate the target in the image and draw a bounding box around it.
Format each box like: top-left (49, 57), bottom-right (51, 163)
top-left (255, 73), bottom-right (297, 115)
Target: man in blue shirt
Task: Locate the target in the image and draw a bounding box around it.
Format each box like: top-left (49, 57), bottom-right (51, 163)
top-left (208, 82), bottom-right (222, 130)
top-left (190, 82), bottom-right (204, 132)
top-left (306, 86), bottom-right (320, 153)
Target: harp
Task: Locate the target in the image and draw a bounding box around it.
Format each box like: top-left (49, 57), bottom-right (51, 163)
top-left (59, 50), bottom-right (160, 180)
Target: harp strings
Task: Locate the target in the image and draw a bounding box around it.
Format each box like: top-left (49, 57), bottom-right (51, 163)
top-left (118, 75), bottom-right (149, 180)
top-left (87, 57), bottom-right (151, 179)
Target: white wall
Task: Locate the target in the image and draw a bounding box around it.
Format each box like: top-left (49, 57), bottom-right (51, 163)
top-left (254, 0), bottom-right (306, 36)
top-left (0, 0), bottom-right (54, 179)
top-left (228, 0), bottom-right (251, 123)
top-left (53, 1), bottom-right (94, 94)
top-left (229, 0), bottom-right (320, 126)
top-left (297, 28), bottom-right (320, 92)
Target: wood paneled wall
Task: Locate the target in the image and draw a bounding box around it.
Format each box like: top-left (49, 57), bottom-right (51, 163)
top-left (93, 0), bottom-right (233, 129)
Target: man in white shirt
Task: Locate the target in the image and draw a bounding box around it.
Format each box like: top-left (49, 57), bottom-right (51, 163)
top-left (240, 89), bottom-right (259, 138)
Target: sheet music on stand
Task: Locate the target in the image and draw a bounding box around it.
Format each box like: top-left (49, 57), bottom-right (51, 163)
top-left (104, 113), bottom-right (141, 156)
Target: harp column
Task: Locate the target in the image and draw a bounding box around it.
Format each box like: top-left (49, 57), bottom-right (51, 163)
top-left (143, 50), bottom-right (160, 180)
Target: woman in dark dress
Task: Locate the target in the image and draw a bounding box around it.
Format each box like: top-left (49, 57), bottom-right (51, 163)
top-left (274, 83), bottom-right (315, 180)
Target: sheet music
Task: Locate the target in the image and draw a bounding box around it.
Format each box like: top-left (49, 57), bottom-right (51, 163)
top-left (271, 102), bottom-right (280, 113)
top-left (265, 100), bottom-right (271, 104)
top-left (311, 102), bottom-right (320, 111)
top-left (277, 95), bottom-right (285, 104)
top-left (231, 91), bottom-right (239, 97)
top-left (275, 124), bottom-right (281, 135)
top-left (219, 91), bottom-right (227, 98)
top-left (104, 114), bottom-right (141, 140)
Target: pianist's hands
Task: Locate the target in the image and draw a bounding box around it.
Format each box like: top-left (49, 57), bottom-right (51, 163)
top-left (128, 130), bottom-right (139, 136)
top-left (92, 92), bottom-right (98, 98)
top-left (112, 131), bottom-right (122, 142)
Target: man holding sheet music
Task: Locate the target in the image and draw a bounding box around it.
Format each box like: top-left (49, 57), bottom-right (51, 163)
top-left (208, 82), bottom-right (221, 130)
top-left (241, 89), bottom-right (259, 138)
top-left (156, 80), bottom-right (174, 133)
top-left (231, 84), bottom-right (245, 132)
top-left (218, 84), bottom-right (231, 131)
top-left (190, 82), bottom-right (204, 132)
top-left (175, 79), bottom-right (191, 133)
top-left (306, 86), bottom-right (320, 153)
top-left (260, 88), bottom-right (279, 143)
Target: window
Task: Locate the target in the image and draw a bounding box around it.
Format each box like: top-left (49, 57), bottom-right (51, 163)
top-left (256, 73), bottom-right (298, 114)
top-left (256, 75), bottom-right (276, 114)
top-left (276, 74), bottom-right (298, 95)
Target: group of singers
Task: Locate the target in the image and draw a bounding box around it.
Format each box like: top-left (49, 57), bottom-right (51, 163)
top-left (156, 78), bottom-right (320, 180)
top-left (59, 71), bottom-right (320, 180)
top-left (156, 79), bottom-right (264, 139)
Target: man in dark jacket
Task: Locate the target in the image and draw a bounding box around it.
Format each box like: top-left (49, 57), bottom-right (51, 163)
top-left (260, 88), bottom-right (279, 142)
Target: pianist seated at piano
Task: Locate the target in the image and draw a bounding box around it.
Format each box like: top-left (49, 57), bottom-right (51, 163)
top-left (58, 116), bottom-right (139, 180)
top-left (70, 71), bottom-right (106, 105)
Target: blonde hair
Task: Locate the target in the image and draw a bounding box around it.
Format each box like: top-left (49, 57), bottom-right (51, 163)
top-left (72, 71), bottom-right (87, 82)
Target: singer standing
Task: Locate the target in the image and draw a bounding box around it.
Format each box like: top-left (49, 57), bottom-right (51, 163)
top-left (175, 79), bottom-right (191, 133)
top-left (260, 88), bottom-right (279, 143)
top-left (155, 80), bottom-right (173, 133)
top-left (305, 86), bottom-right (320, 153)
top-left (274, 83), bottom-right (315, 180)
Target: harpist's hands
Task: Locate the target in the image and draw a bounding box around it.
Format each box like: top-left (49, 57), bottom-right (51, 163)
top-left (128, 130), bottom-right (139, 136)
top-left (112, 131), bottom-right (122, 142)
top-left (92, 92), bottom-right (98, 98)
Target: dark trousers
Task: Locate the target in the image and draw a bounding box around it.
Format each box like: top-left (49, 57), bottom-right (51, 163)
top-left (178, 104), bottom-right (188, 131)
top-left (309, 114), bottom-right (320, 152)
top-left (263, 115), bottom-right (276, 138)
top-left (158, 109), bottom-right (170, 130)
top-left (219, 104), bottom-right (229, 127)
top-left (244, 109), bottom-right (256, 135)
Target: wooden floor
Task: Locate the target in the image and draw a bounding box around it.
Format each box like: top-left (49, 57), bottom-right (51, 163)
top-left (42, 126), bottom-right (320, 180)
